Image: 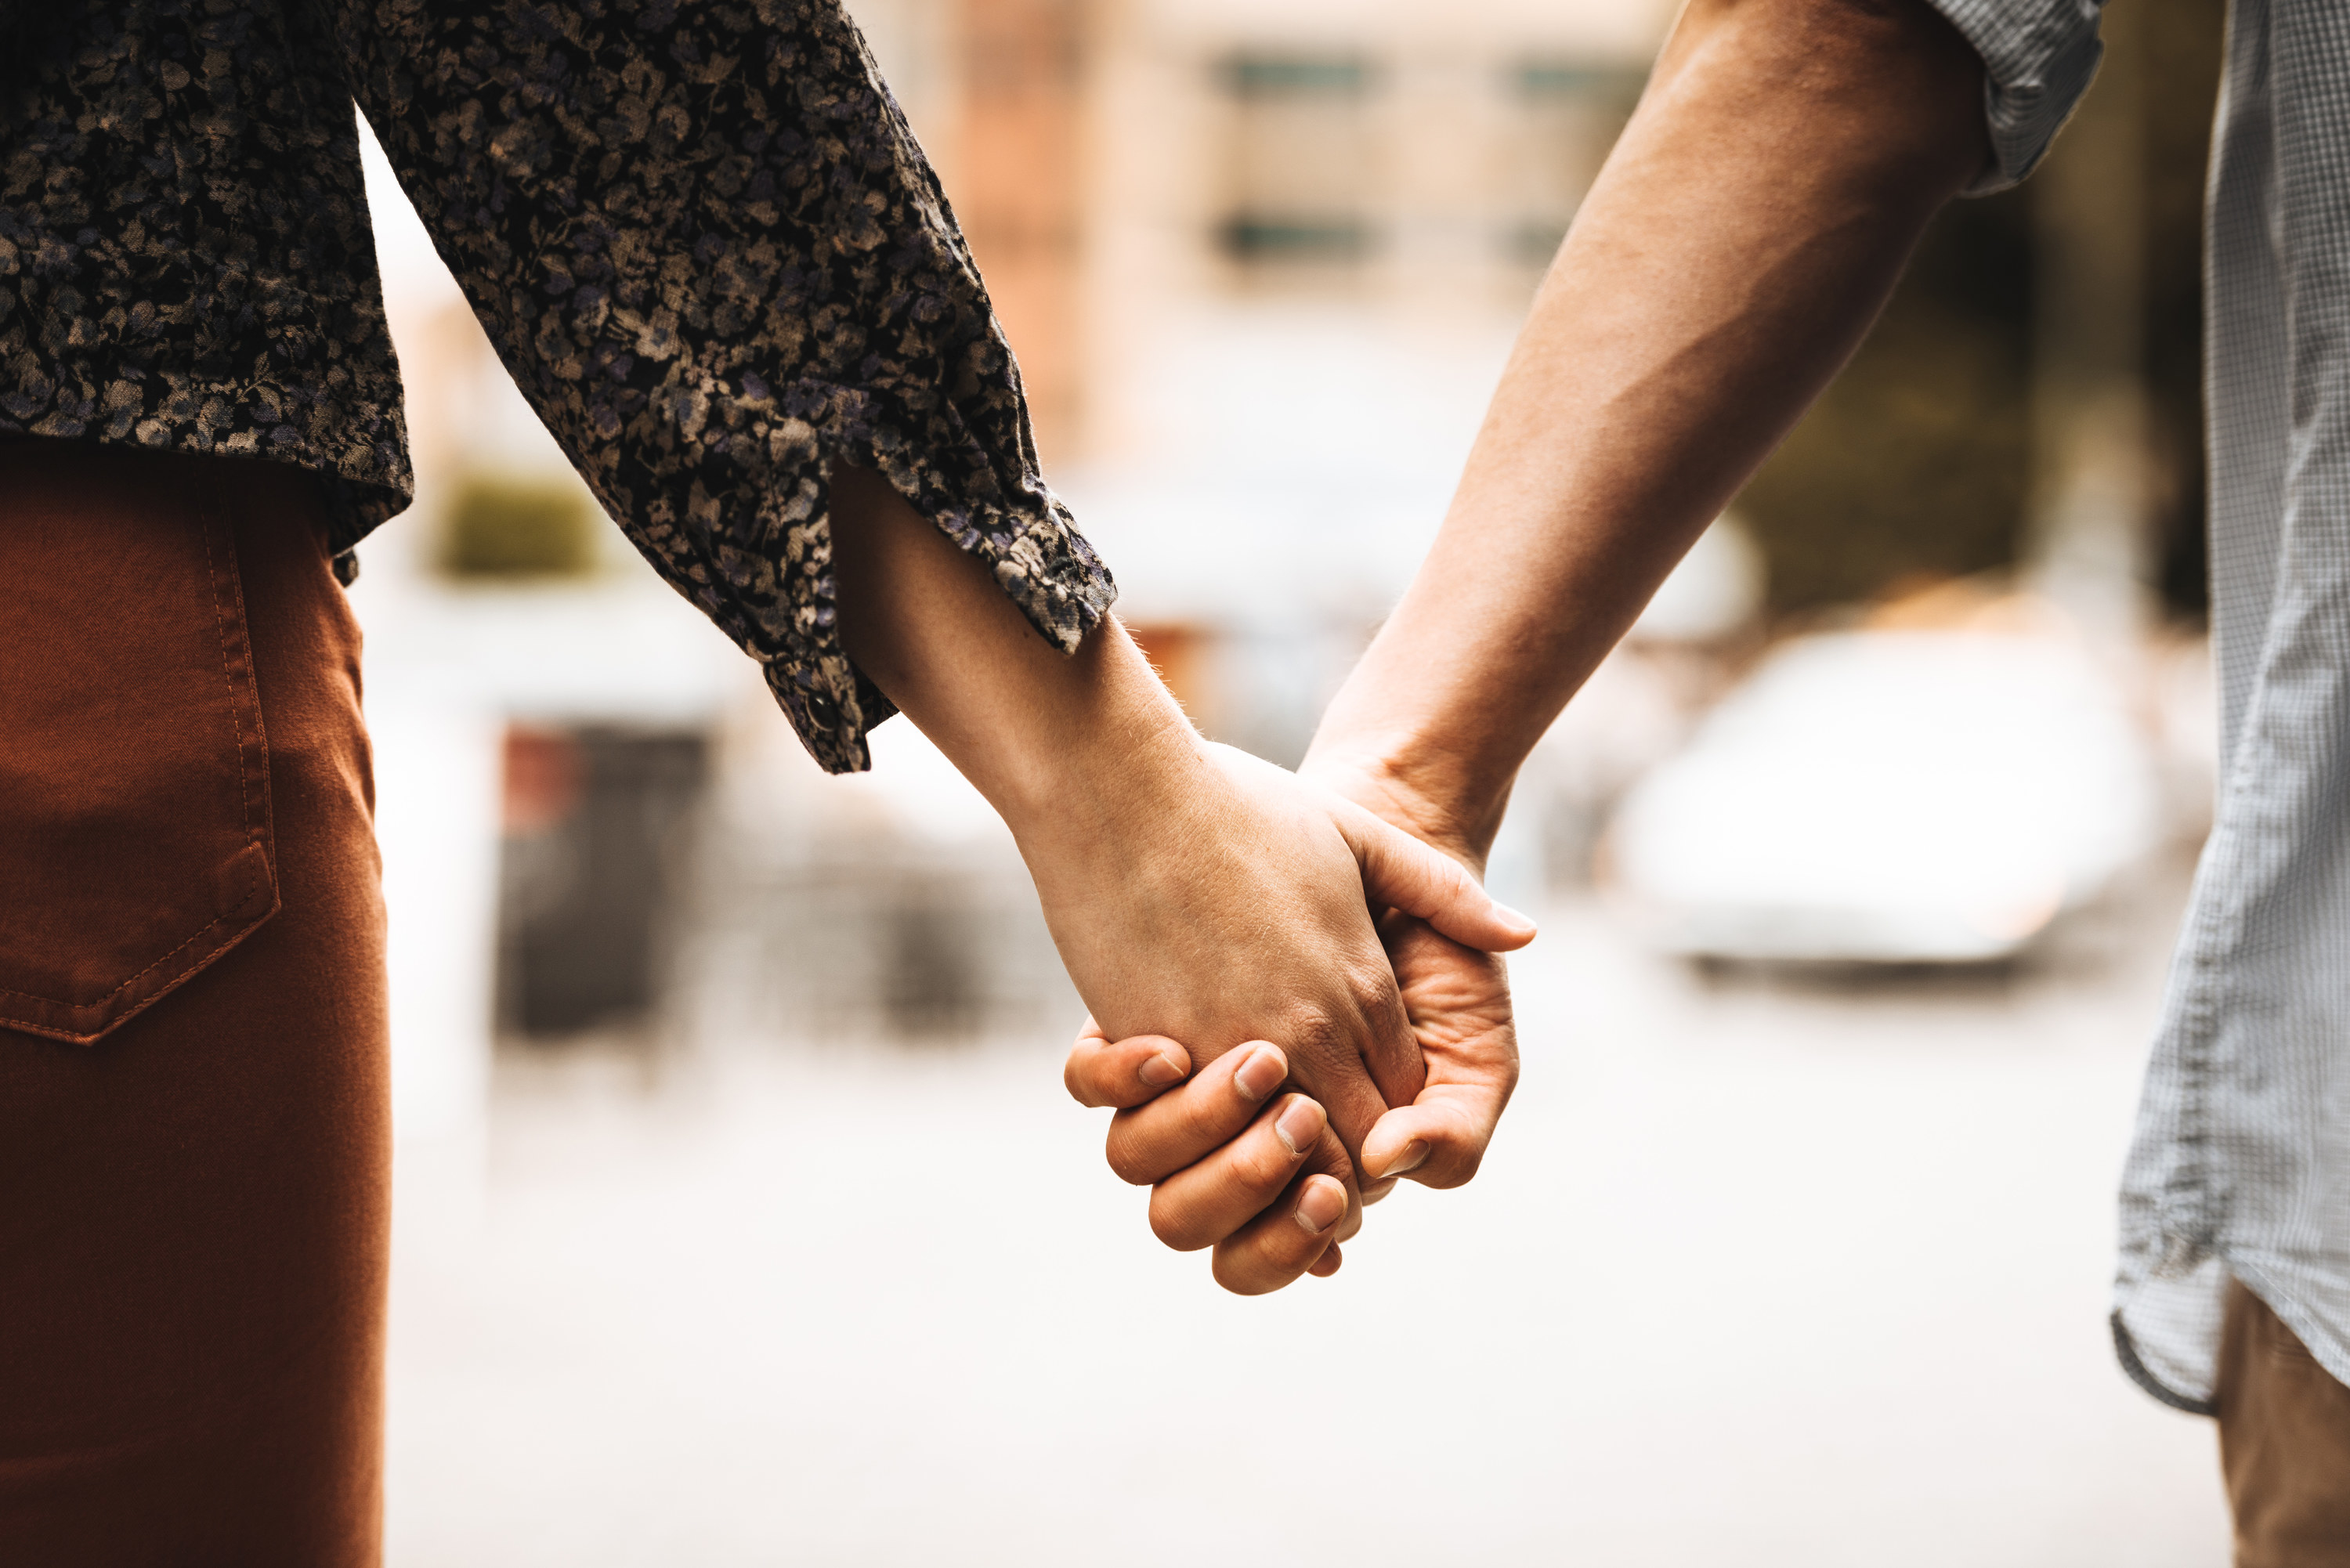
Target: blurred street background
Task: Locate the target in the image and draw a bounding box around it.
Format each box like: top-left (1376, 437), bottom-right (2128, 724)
top-left (353, 0), bottom-right (2240, 1559)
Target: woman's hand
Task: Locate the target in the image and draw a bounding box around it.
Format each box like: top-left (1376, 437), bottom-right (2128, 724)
top-left (1021, 739), bottom-right (1530, 1186)
top-left (1062, 754), bottom-right (1524, 1289)
top-left (1064, 915), bottom-right (1520, 1290)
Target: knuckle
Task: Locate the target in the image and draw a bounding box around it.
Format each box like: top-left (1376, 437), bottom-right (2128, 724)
top-left (1420, 1147), bottom-right (1481, 1190)
top-left (1148, 1190), bottom-right (1213, 1252)
top-left (1231, 1133), bottom-right (1299, 1195)
top-left (1210, 1242), bottom-right (1292, 1297)
top-left (1103, 1118), bottom-right (1155, 1186)
top-left (1276, 1005), bottom-right (1350, 1064)
top-left (1343, 955), bottom-right (1392, 1006)
top-left (1068, 1044), bottom-right (1134, 1109)
top-left (1305, 1123), bottom-right (1355, 1178)
top-left (1208, 1259), bottom-right (1262, 1295)
top-left (1344, 969), bottom-right (1405, 1032)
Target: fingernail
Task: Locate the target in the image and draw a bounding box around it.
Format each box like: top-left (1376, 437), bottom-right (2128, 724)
top-left (1375, 1141), bottom-right (1429, 1180)
top-left (1137, 1052), bottom-right (1184, 1089)
top-left (1273, 1096), bottom-right (1325, 1156)
top-left (1232, 1045), bottom-right (1285, 1103)
top-left (1293, 1176), bottom-right (1347, 1236)
top-left (1494, 901), bottom-right (1536, 930)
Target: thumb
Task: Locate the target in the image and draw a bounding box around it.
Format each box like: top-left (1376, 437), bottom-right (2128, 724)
top-left (1333, 804), bottom-right (1536, 953)
top-left (1361, 1082), bottom-right (1508, 1190)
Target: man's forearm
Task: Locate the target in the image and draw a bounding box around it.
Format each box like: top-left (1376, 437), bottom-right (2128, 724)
top-left (1304, 0), bottom-right (1992, 860)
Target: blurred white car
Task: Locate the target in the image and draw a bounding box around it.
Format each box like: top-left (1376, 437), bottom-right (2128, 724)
top-left (1605, 630), bottom-right (2159, 963)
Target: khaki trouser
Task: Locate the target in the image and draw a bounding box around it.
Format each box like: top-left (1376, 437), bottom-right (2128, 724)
top-left (2222, 1280), bottom-right (2350, 1566)
top-left (0, 440), bottom-right (388, 1565)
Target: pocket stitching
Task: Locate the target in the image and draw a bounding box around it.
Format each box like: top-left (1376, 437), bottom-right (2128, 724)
top-left (0, 873), bottom-right (270, 1010)
top-left (0, 890), bottom-right (273, 1025)
top-left (201, 483), bottom-right (275, 868)
top-left (0, 478), bottom-right (280, 1035)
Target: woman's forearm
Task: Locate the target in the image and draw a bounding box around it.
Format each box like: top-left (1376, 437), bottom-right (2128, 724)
top-left (827, 461), bottom-right (1205, 857)
top-left (1303, 0), bottom-right (1992, 859)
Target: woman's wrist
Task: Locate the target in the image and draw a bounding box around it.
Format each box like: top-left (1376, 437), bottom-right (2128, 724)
top-left (974, 620), bottom-right (1215, 865)
top-left (999, 694), bottom-right (1211, 878)
top-left (825, 461), bottom-right (1211, 865)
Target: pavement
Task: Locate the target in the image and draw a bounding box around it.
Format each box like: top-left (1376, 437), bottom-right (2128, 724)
top-left (384, 856), bottom-right (2232, 1566)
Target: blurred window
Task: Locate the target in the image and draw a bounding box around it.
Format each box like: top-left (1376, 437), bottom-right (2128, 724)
top-left (1215, 52), bottom-right (1379, 268)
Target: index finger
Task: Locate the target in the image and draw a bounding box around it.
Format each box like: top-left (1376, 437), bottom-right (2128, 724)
top-left (1332, 799), bottom-right (1537, 953)
top-left (1065, 1019), bottom-right (1192, 1109)
top-left (1359, 918), bottom-right (1520, 1187)
top-left (1209, 1121), bottom-right (1363, 1295)
top-left (1106, 1042), bottom-right (1291, 1184)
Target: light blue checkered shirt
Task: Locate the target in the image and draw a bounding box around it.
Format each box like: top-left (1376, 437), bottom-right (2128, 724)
top-left (1935, 0), bottom-right (2350, 1413)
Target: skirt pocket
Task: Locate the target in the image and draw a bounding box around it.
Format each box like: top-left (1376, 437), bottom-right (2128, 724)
top-left (0, 444), bottom-right (279, 1042)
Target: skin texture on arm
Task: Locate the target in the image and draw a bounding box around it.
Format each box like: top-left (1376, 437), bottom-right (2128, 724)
top-left (1304, 0), bottom-right (1992, 854)
top-left (825, 464), bottom-right (1533, 1291)
top-left (1073, 0), bottom-right (1995, 1281)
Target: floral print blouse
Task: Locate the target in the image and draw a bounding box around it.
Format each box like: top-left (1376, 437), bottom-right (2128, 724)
top-left (0, 0), bottom-right (1115, 771)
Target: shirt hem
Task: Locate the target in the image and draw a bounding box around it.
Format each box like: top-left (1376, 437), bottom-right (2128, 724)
top-left (2110, 1310), bottom-right (2219, 1417)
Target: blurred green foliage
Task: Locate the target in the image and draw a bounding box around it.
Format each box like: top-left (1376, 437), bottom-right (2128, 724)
top-left (1736, 190), bottom-right (2034, 615)
top-left (1735, 0), bottom-right (2225, 621)
top-left (439, 474), bottom-right (598, 580)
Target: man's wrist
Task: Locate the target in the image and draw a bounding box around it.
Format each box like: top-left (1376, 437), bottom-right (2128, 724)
top-left (1296, 736), bottom-right (1505, 876)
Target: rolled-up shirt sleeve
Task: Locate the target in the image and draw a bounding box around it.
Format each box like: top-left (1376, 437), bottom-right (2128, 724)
top-left (1928, 0), bottom-right (2106, 192)
top-left (333, 0), bottom-right (1115, 773)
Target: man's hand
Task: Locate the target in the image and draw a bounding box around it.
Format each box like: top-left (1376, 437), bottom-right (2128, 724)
top-left (1359, 912), bottom-right (1518, 1190)
top-left (1301, 753), bottom-right (1521, 1193)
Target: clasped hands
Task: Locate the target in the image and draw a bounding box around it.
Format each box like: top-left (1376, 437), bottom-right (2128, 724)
top-left (1050, 742), bottom-right (1529, 1295)
top-left (822, 464), bottom-right (1527, 1293)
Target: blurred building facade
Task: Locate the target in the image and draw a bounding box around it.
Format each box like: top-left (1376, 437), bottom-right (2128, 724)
top-left (856, 0), bottom-right (1670, 465)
